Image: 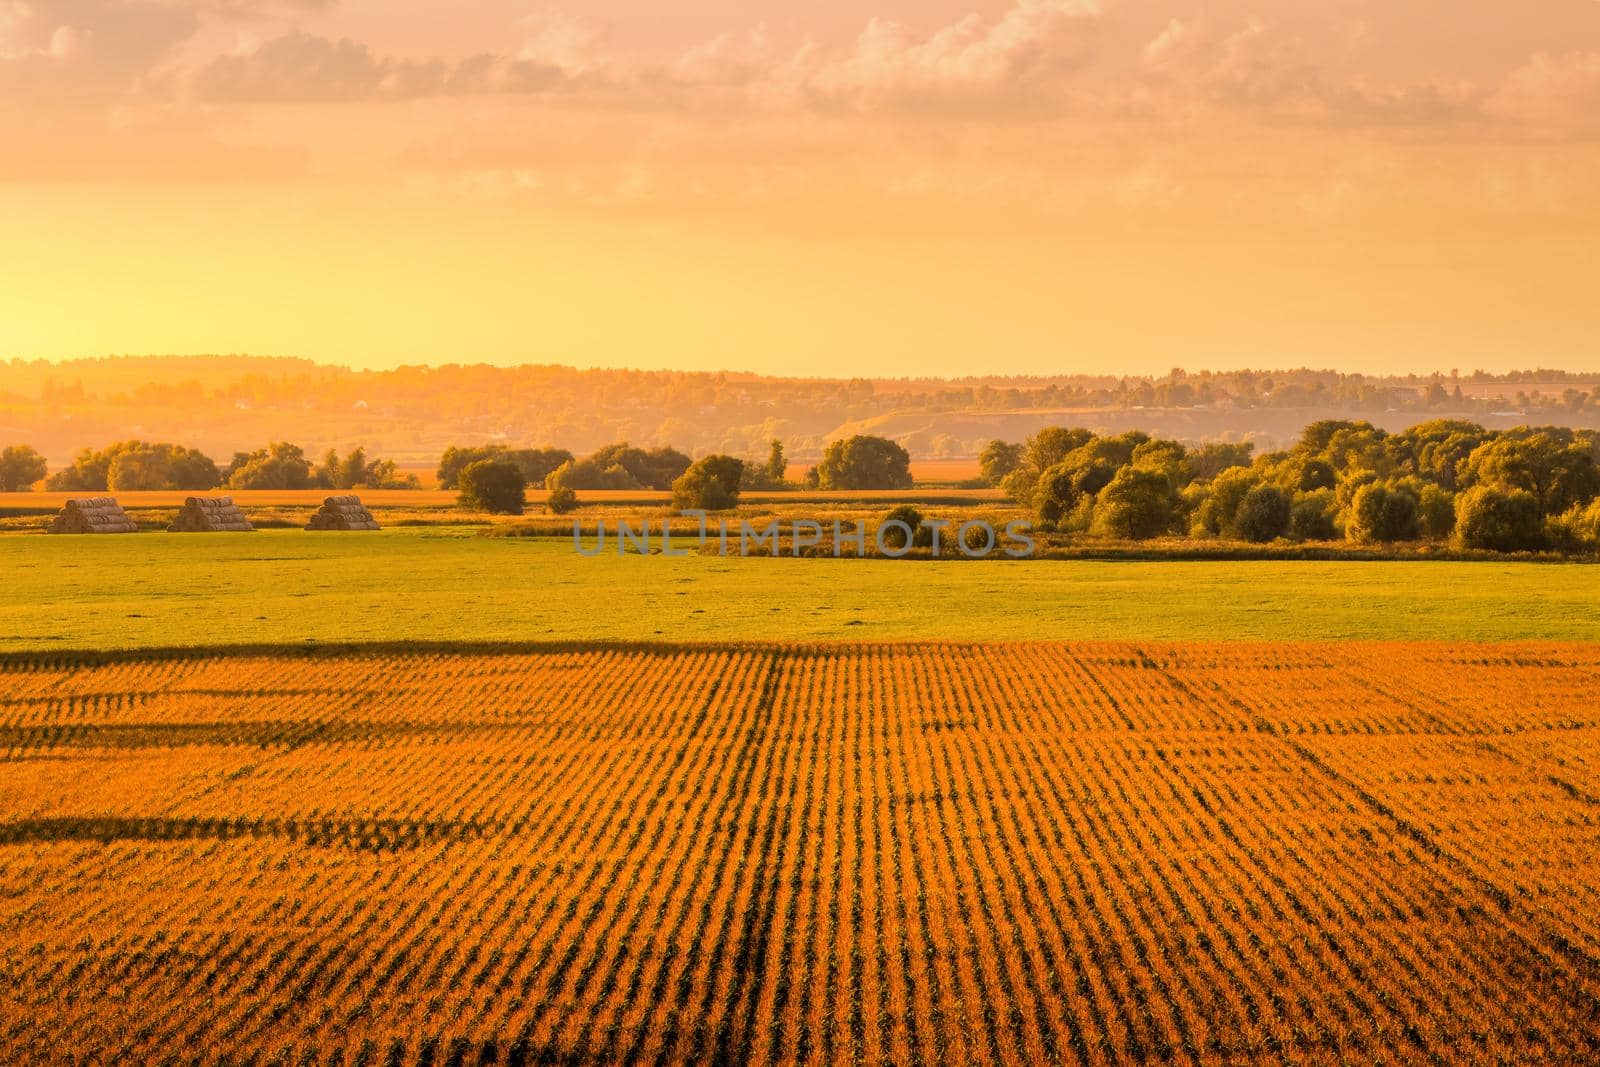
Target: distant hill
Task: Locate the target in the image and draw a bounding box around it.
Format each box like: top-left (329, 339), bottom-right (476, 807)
top-left (2, 355), bottom-right (1597, 466)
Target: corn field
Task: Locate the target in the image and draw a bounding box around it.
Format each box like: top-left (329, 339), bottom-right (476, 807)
top-left (1, 643), bottom-right (1598, 1064)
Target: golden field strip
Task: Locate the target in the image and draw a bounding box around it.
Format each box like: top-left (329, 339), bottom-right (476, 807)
top-left (1, 643), bottom-right (1598, 1064)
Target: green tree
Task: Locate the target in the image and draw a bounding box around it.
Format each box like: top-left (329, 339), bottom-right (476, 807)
top-left (107, 448), bottom-right (173, 491)
top-left (1234, 485), bottom-right (1292, 543)
top-left (1417, 485), bottom-right (1456, 540)
top-left (0, 445), bottom-right (47, 491)
top-left (1345, 484), bottom-right (1420, 544)
top-left (672, 455), bottom-right (744, 511)
top-left (1024, 427), bottom-right (1094, 474)
top-left (1189, 468), bottom-right (1258, 537)
top-left (979, 440), bottom-right (1024, 487)
top-left (47, 441), bottom-right (219, 492)
top-left (1189, 441), bottom-right (1253, 482)
top-left (1290, 489), bottom-right (1339, 541)
top-left (1090, 467), bottom-right (1179, 540)
top-left (765, 439), bottom-right (787, 483)
top-left (226, 442), bottom-right (315, 490)
top-left (457, 460), bottom-right (527, 515)
top-left (1453, 485), bottom-right (1544, 552)
top-left (438, 445), bottom-right (573, 490)
top-left (1461, 432), bottom-right (1600, 516)
top-left (812, 435), bottom-right (913, 490)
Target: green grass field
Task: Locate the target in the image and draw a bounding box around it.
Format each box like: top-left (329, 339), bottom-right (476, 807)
top-left (3, 527), bottom-right (1597, 649)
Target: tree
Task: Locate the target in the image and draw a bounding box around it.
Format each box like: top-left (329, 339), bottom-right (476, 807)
top-left (438, 445), bottom-right (573, 490)
top-left (457, 460), bottom-right (527, 515)
top-left (1024, 427), bottom-right (1094, 474)
top-left (107, 448), bottom-right (173, 491)
top-left (1189, 441), bottom-right (1253, 482)
top-left (1189, 468), bottom-right (1257, 537)
top-left (546, 485), bottom-right (579, 515)
top-left (1417, 485), bottom-right (1456, 540)
top-left (47, 441), bottom-right (219, 492)
top-left (1091, 467), bottom-right (1179, 540)
top-left (316, 447), bottom-right (419, 490)
top-left (672, 455), bottom-right (743, 511)
top-left (1453, 485), bottom-right (1544, 552)
top-left (1345, 484), bottom-right (1420, 544)
top-left (0, 445), bottom-right (47, 491)
top-left (765, 439), bottom-right (787, 483)
top-left (1131, 439), bottom-right (1191, 486)
top-left (1461, 432), bottom-right (1600, 516)
top-left (1291, 489), bottom-right (1339, 541)
top-left (979, 440), bottom-right (1024, 487)
top-left (226, 442), bottom-right (315, 490)
top-left (812, 435), bottom-right (912, 490)
top-left (1234, 486), bottom-right (1292, 543)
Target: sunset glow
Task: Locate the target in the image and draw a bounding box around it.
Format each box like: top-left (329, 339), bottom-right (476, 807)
top-left (3, 1), bottom-right (1599, 375)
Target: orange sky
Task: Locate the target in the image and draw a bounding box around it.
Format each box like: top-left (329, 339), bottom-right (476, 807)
top-left (2, 1), bottom-right (1599, 377)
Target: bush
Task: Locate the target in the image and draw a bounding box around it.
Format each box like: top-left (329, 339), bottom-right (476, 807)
top-left (1550, 499), bottom-right (1600, 550)
top-left (457, 460), bottom-right (527, 515)
top-left (1453, 485), bottom-right (1544, 552)
top-left (1234, 485), bottom-right (1292, 543)
top-left (1290, 489), bottom-right (1339, 541)
top-left (879, 505), bottom-right (925, 550)
top-left (1091, 467), bottom-right (1178, 540)
top-left (0, 445), bottom-right (48, 491)
top-left (546, 485), bottom-right (579, 515)
top-left (1345, 484), bottom-right (1420, 544)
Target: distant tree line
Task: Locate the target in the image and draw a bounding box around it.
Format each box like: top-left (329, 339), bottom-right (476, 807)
top-left (984, 419), bottom-right (1600, 552)
top-left (3, 440), bottom-right (419, 492)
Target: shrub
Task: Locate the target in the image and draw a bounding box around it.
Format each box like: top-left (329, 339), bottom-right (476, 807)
top-left (457, 460), bottom-right (527, 515)
top-left (546, 485), bottom-right (579, 515)
top-left (1453, 485), bottom-right (1544, 552)
top-left (879, 505), bottom-right (926, 550)
top-left (1345, 484), bottom-right (1420, 544)
top-left (1234, 485), bottom-right (1292, 543)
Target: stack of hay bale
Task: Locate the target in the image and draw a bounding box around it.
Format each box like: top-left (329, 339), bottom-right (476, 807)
top-left (307, 494), bottom-right (380, 531)
top-left (168, 496), bottom-right (254, 533)
top-left (48, 497), bottom-right (137, 534)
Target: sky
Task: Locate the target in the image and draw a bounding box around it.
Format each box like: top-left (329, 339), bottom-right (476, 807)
top-left (2, 0), bottom-right (1599, 378)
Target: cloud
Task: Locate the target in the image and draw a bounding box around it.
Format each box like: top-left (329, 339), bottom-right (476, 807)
top-left (1136, 15), bottom-right (1479, 130)
top-left (191, 30), bottom-right (597, 102)
top-left (802, 0), bottom-right (1103, 113)
top-left (1486, 52), bottom-right (1600, 139)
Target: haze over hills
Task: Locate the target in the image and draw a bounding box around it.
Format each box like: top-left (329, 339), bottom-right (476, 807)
top-left (3, 355), bottom-right (1599, 468)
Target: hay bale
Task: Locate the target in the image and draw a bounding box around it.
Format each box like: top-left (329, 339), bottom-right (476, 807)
top-left (169, 496), bottom-right (254, 533)
top-left (307, 495), bottom-right (380, 531)
top-left (48, 497), bottom-right (137, 534)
